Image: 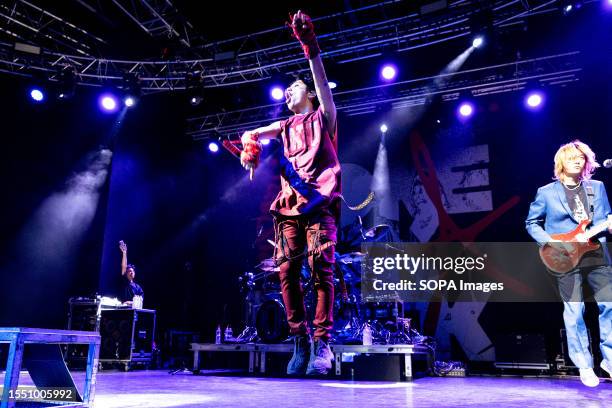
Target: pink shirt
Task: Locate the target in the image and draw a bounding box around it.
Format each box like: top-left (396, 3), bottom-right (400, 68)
top-left (270, 106), bottom-right (341, 216)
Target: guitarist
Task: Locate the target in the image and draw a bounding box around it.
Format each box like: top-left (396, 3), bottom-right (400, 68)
top-left (239, 11), bottom-right (339, 376)
top-left (526, 140), bottom-right (612, 387)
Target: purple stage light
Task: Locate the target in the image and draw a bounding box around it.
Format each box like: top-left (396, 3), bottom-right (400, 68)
top-left (605, 0), bottom-right (612, 10)
top-left (30, 88), bottom-right (44, 102)
top-left (208, 142), bottom-right (219, 153)
top-left (458, 102), bottom-right (474, 118)
top-left (270, 86), bottom-right (284, 101)
top-left (380, 64), bottom-right (397, 81)
top-left (525, 91), bottom-right (545, 110)
top-left (261, 138), bottom-right (271, 146)
top-left (99, 94), bottom-right (119, 112)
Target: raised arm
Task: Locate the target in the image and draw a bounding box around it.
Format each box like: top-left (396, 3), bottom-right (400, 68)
top-left (291, 10), bottom-right (336, 134)
top-left (119, 240), bottom-right (128, 275)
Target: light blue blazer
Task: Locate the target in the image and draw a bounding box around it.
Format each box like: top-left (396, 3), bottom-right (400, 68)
top-left (526, 179), bottom-right (612, 247)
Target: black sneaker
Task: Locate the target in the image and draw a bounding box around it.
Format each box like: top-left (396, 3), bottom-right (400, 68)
top-left (306, 338), bottom-right (333, 375)
top-left (287, 334), bottom-right (311, 375)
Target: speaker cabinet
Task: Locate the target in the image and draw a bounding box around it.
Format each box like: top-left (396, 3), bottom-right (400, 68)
top-left (99, 309), bottom-right (156, 363)
top-left (494, 333), bottom-right (551, 370)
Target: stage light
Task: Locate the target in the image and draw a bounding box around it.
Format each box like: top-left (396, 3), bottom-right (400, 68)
top-left (329, 81), bottom-right (337, 89)
top-left (30, 88), bottom-right (44, 102)
top-left (124, 96), bottom-right (136, 107)
top-left (261, 138), bottom-right (271, 146)
top-left (208, 142), bottom-right (219, 153)
top-left (57, 68), bottom-right (76, 100)
top-left (186, 71), bottom-right (204, 106)
top-left (472, 36), bottom-right (484, 48)
top-left (190, 96), bottom-right (203, 106)
top-left (380, 124), bottom-right (388, 133)
top-left (605, 0), bottom-right (612, 10)
top-left (525, 91), bottom-right (545, 110)
top-left (122, 73), bottom-right (141, 105)
top-left (270, 86), bottom-right (284, 101)
top-left (380, 64), bottom-right (397, 81)
top-left (562, 1), bottom-right (583, 15)
top-left (458, 102), bottom-right (474, 118)
top-left (99, 94), bottom-right (119, 113)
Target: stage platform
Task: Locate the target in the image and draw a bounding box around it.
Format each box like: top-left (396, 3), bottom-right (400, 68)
top-left (190, 342), bottom-right (433, 379)
top-left (1, 369), bottom-right (610, 407)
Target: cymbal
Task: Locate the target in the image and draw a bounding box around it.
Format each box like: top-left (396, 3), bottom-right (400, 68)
top-left (364, 224), bottom-right (392, 238)
top-left (337, 252), bottom-right (365, 263)
top-left (257, 258), bottom-right (279, 272)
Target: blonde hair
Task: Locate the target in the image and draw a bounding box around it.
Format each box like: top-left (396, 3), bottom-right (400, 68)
top-left (553, 140), bottom-right (600, 181)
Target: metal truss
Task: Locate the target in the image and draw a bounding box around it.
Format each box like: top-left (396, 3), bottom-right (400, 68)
top-left (0, 0), bottom-right (567, 90)
top-left (108, 0), bottom-right (202, 48)
top-left (0, 0), bottom-right (107, 57)
top-left (186, 50), bottom-right (582, 140)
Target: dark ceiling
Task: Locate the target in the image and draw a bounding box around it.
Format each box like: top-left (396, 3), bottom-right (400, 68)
top-left (2, 0), bottom-right (396, 59)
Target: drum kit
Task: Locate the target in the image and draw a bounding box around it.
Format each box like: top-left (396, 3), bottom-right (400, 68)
top-left (233, 223), bottom-right (427, 346)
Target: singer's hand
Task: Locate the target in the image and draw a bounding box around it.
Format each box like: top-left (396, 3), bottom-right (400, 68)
top-left (608, 214), bottom-right (612, 234)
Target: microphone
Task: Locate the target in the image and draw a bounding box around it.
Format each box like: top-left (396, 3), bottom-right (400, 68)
top-left (604, 159), bottom-right (612, 169)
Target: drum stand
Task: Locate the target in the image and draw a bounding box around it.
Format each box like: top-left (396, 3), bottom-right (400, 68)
top-left (237, 271), bottom-right (259, 343)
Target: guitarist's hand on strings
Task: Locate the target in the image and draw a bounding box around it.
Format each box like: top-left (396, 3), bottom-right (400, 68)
top-left (549, 239), bottom-right (574, 254)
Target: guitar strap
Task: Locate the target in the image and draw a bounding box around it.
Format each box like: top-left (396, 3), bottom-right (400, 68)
top-left (585, 183), bottom-right (595, 221)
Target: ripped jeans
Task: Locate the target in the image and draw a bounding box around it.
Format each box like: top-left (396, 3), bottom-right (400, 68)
top-left (274, 208), bottom-right (337, 341)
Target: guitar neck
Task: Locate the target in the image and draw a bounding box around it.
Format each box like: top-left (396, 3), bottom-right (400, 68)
top-left (585, 220), bottom-right (611, 240)
top-left (305, 241), bottom-right (335, 257)
top-left (275, 241), bottom-right (336, 267)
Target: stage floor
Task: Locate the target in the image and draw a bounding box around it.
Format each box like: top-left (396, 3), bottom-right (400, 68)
top-left (2, 369), bottom-right (611, 407)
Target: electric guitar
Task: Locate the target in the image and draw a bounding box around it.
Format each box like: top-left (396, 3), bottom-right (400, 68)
top-left (539, 219), bottom-right (612, 274)
top-left (274, 240), bottom-right (336, 267)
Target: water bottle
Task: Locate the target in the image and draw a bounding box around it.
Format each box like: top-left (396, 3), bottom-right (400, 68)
top-left (362, 323), bottom-right (373, 346)
top-left (224, 325), bottom-right (233, 342)
top-left (215, 325), bottom-right (222, 344)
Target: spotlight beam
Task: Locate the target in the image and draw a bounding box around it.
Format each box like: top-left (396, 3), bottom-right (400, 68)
top-left (13, 149), bottom-right (113, 276)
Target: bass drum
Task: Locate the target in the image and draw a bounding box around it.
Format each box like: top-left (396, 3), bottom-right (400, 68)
top-left (255, 298), bottom-right (289, 343)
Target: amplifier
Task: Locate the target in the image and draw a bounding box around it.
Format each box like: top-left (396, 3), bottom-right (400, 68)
top-left (99, 309), bottom-right (156, 364)
top-left (164, 330), bottom-right (200, 368)
top-left (494, 333), bottom-right (551, 370)
top-left (65, 298), bottom-right (101, 366)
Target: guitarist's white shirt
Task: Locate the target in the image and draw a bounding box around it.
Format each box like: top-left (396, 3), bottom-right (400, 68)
top-left (572, 194), bottom-right (589, 222)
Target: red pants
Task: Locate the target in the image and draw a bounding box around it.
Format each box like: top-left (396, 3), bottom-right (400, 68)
top-left (274, 209), bottom-right (336, 341)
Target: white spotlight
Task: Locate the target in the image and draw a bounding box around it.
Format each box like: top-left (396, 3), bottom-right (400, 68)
top-left (472, 36), bottom-right (484, 48)
top-left (380, 124), bottom-right (388, 133)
